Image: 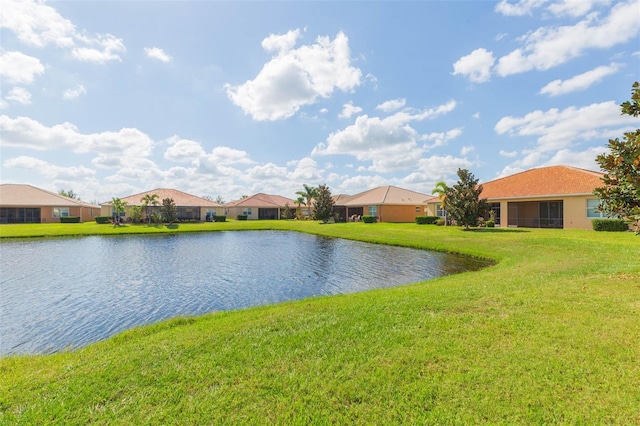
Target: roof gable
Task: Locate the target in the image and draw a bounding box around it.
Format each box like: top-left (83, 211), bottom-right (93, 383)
top-left (341, 185), bottom-right (434, 206)
top-left (227, 193), bottom-right (295, 208)
top-left (481, 166), bottom-right (604, 199)
top-left (103, 188), bottom-right (223, 207)
top-left (0, 184), bottom-right (99, 207)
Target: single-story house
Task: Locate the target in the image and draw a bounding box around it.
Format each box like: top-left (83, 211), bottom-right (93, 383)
top-left (426, 165), bottom-right (607, 230)
top-left (101, 188), bottom-right (224, 221)
top-left (225, 193), bottom-right (295, 220)
top-left (335, 185), bottom-right (434, 223)
top-left (0, 184), bottom-right (101, 223)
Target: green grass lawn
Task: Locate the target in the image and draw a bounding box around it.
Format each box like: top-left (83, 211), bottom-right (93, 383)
top-left (1, 221), bottom-right (639, 424)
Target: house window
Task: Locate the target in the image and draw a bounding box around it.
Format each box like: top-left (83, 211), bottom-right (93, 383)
top-left (53, 208), bottom-right (70, 218)
top-left (243, 208), bottom-right (252, 215)
top-left (586, 199), bottom-right (606, 218)
top-left (436, 206), bottom-right (446, 218)
top-left (369, 206), bottom-right (377, 216)
top-left (415, 206), bottom-right (421, 213)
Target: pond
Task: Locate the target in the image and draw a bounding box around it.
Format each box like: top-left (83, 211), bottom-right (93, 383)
top-left (0, 231), bottom-right (489, 356)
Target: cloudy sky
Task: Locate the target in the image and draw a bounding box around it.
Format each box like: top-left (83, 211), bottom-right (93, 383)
top-left (1, 0), bottom-right (638, 204)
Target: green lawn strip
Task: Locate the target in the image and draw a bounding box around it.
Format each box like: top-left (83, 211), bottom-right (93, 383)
top-left (1, 222), bottom-right (639, 424)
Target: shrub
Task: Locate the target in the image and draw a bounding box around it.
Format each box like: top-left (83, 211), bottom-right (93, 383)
top-left (214, 215), bottom-right (227, 222)
top-left (436, 219), bottom-right (445, 226)
top-left (95, 216), bottom-right (111, 224)
top-left (60, 216), bottom-right (80, 223)
top-left (415, 216), bottom-right (439, 225)
top-left (486, 220), bottom-right (495, 228)
top-left (361, 215), bottom-right (377, 223)
top-left (237, 215), bottom-right (248, 221)
top-left (592, 219), bottom-right (629, 232)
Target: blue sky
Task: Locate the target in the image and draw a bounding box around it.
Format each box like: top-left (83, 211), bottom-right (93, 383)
top-left (1, 0), bottom-right (638, 204)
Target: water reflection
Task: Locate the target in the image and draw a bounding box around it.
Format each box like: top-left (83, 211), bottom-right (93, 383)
top-left (0, 231), bottom-right (488, 355)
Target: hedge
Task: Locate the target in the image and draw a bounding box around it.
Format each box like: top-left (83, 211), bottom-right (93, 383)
top-left (592, 219), bottom-right (629, 232)
top-left (95, 216), bottom-right (112, 224)
top-left (237, 215), bottom-right (248, 221)
top-left (361, 215), bottom-right (377, 223)
top-left (415, 216), bottom-right (439, 225)
top-left (214, 215), bottom-right (227, 222)
top-left (60, 216), bottom-right (80, 223)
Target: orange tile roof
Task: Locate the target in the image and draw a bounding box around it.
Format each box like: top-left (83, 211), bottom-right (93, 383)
top-left (340, 185), bottom-right (435, 206)
top-left (102, 188), bottom-right (223, 207)
top-left (0, 184), bottom-right (100, 207)
top-left (481, 166), bottom-right (604, 199)
top-left (226, 193), bottom-right (295, 208)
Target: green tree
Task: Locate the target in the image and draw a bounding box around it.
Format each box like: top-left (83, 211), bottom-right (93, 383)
top-left (161, 198), bottom-right (178, 224)
top-left (294, 196), bottom-right (305, 219)
top-left (594, 81), bottom-right (640, 234)
top-left (313, 184), bottom-right (335, 223)
top-left (282, 203), bottom-right (293, 219)
top-left (296, 184), bottom-right (318, 219)
top-left (431, 180), bottom-right (449, 225)
top-left (58, 189), bottom-right (78, 199)
top-left (445, 169), bottom-right (487, 230)
top-left (141, 193), bottom-right (160, 224)
top-left (129, 205), bottom-right (143, 223)
top-left (111, 197), bottom-right (127, 227)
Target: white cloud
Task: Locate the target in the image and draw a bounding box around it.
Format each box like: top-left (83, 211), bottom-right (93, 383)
top-left (163, 136), bottom-right (206, 163)
top-left (0, 115), bottom-right (155, 169)
top-left (461, 146), bottom-right (475, 155)
top-left (539, 63), bottom-right (621, 96)
top-left (3, 155), bottom-right (96, 180)
top-left (543, 146), bottom-right (602, 169)
top-left (144, 47), bottom-right (172, 63)
top-left (494, 100), bottom-right (637, 152)
top-left (339, 102), bottom-right (362, 119)
top-left (5, 87), bottom-right (32, 105)
top-left (499, 150), bottom-right (518, 157)
top-left (376, 98), bottom-right (406, 112)
top-left (1, 0), bottom-right (125, 63)
top-left (494, 0), bottom-right (548, 16)
top-left (0, 51), bottom-right (44, 85)
top-left (452, 48), bottom-right (495, 83)
top-left (473, 112), bottom-right (481, 119)
top-left (206, 146), bottom-right (254, 166)
top-left (261, 29), bottom-right (301, 52)
top-left (495, 0), bottom-right (640, 77)
top-left (225, 30), bottom-right (362, 121)
top-left (63, 84), bottom-right (87, 100)
top-left (313, 101), bottom-right (457, 173)
top-left (421, 127), bottom-right (463, 149)
top-left (546, 0), bottom-right (605, 18)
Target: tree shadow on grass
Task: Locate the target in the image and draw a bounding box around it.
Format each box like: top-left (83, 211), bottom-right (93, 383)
top-left (165, 224), bottom-right (180, 229)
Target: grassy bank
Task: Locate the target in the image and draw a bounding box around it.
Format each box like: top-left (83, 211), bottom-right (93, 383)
top-left (1, 222), bottom-right (639, 424)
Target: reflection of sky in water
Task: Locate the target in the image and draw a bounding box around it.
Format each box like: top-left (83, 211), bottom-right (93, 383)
top-left (0, 231), bottom-right (488, 355)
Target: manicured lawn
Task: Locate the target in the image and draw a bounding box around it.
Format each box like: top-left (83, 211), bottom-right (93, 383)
top-left (1, 221), bottom-right (639, 424)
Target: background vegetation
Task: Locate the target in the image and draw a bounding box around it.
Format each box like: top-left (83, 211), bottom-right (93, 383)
top-left (1, 221), bottom-right (639, 424)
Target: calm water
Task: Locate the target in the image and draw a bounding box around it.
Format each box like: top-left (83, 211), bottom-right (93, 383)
top-left (0, 231), bottom-right (487, 355)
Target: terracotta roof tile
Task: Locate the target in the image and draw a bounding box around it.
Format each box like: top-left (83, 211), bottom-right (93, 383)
top-left (481, 166), bottom-right (604, 199)
top-left (340, 186), bottom-right (434, 206)
top-left (0, 184), bottom-right (100, 207)
top-left (102, 188), bottom-right (223, 207)
top-left (227, 193), bottom-right (295, 208)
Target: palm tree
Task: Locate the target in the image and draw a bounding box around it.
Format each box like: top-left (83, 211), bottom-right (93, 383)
top-left (111, 197), bottom-right (128, 227)
top-left (431, 181), bottom-right (449, 225)
top-left (294, 196), bottom-right (306, 219)
top-left (141, 193), bottom-right (159, 224)
top-left (296, 184), bottom-right (318, 219)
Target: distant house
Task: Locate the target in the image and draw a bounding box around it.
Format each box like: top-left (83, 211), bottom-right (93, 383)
top-left (0, 184), bottom-right (101, 223)
top-left (335, 186), bottom-right (434, 223)
top-left (426, 165), bottom-right (607, 230)
top-left (225, 193), bottom-right (295, 220)
top-left (101, 188), bottom-right (224, 222)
